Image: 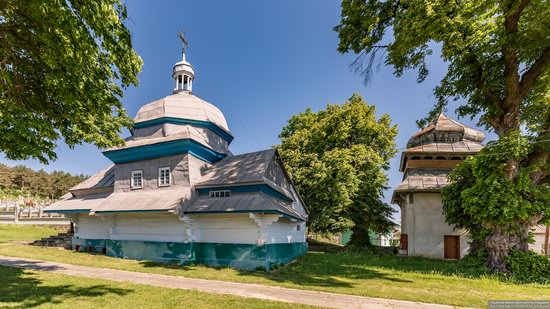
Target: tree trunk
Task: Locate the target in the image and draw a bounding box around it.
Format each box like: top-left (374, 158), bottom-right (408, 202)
top-left (348, 226), bottom-right (371, 247)
top-left (485, 227), bottom-right (519, 272)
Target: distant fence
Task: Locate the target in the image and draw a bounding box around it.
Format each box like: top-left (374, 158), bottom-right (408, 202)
top-left (0, 200), bottom-right (69, 225)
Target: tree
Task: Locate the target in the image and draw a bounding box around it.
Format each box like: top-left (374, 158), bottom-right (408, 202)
top-left (335, 0), bottom-right (549, 270)
top-left (0, 0), bottom-right (143, 163)
top-left (277, 94), bottom-right (398, 244)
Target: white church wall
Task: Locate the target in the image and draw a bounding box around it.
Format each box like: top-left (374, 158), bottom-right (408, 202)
top-left (74, 214), bottom-right (111, 240)
top-left (192, 213), bottom-right (259, 244)
top-left (409, 193), bottom-right (470, 259)
top-left (110, 213), bottom-right (185, 243)
top-left (264, 219), bottom-right (306, 244)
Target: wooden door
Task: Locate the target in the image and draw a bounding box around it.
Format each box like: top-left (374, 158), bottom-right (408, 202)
top-left (444, 235), bottom-right (460, 259)
top-left (400, 234), bottom-right (408, 250)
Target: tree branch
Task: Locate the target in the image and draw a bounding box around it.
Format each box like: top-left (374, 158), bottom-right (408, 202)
top-left (519, 47), bottom-right (550, 97)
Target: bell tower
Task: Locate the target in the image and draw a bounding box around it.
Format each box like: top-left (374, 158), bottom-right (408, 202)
top-left (173, 30), bottom-right (195, 93)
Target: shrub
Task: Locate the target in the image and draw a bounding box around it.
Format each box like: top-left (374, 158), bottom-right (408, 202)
top-left (505, 249), bottom-right (550, 284)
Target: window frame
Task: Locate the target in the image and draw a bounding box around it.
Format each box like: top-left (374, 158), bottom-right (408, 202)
top-left (158, 167), bottom-right (171, 187)
top-left (130, 170), bottom-right (143, 189)
top-left (208, 190), bottom-right (231, 198)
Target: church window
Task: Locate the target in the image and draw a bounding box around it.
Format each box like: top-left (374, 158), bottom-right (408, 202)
top-left (296, 224), bottom-right (301, 231)
top-left (209, 190), bottom-right (231, 198)
top-left (131, 170), bottom-right (143, 189)
top-left (158, 167), bottom-right (171, 187)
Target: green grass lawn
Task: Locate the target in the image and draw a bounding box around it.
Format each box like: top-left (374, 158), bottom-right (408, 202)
top-left (1, 225), bottom-right (549, 308)
top-left (0, 265), bottom-right (313, 308)
top-left (0, 225), bottom-right (59, 243)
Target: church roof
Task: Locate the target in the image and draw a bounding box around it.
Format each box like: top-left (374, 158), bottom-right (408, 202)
top-left (46, 188), bottom-right (189, 213)
top-left (182, 192), bottom-right (305, 221)
top-left (407, 113), bottom-right (485, 148)
top-left (196, 149), bottom-right (276, 187)
top-left (404, 141), bottom-right (483, 154)
top-left (69, 165), bottom-right (114, 197)
top-left (134, 92), bottom-right (230, 133)
top-left (391, 169), bottom-right (450, 204)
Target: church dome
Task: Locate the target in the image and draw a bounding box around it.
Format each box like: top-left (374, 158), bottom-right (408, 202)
top-left (134, 91), bottom-right (230, 133)
top-left (407, 113), bottom-right (485, 148)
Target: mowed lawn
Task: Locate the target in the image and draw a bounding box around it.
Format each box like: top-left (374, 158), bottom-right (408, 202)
top-left (1, 225), bottom-right (549, 308)
top-left (0, 266), bottom-right (313, 308)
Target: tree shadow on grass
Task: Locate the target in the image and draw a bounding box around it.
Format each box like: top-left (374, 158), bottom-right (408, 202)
top-left (299, 248), bottom-right (495, 281)
top-left (0, 264), bottom-right (131, 308)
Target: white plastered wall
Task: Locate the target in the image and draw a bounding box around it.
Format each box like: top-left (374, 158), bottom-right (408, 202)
top-left (109, 213), bottom-right (185, 243)
top-left (264, 219), bottom-right (306, 244)
top-left (402, 192), bottom-right (470, 259)
top-left (191, 213), bottom-right (259, 244)
top-left (74, 214), bottom-right (111, 240)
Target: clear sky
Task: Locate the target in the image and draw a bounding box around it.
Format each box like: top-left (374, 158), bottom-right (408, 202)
top-left (1, 1), bottom-right (495, 221)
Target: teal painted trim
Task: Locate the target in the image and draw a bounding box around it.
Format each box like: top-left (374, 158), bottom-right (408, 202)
top-left (133, 117), bottom-right (234, 143)
top-left (94, 209), bottom-right (172, 214)
top-left (100, 239), bottom-right (307, 271)
top-left (103, 139), bottom-right (226, 164)
top-left (197, 184), bottom-right (293, 203)
top-left (43, 209), bottom-right (90, 213)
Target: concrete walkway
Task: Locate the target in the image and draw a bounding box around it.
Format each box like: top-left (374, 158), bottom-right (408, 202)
top-left (0, 256), bottom-right (461, 309)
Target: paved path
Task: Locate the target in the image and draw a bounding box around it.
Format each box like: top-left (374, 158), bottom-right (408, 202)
top-left (0, 256), bottom-right (461, 309)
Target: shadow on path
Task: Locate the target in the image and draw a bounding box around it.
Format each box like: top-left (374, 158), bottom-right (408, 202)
top-left (0, 265), bottom-right (131, 308)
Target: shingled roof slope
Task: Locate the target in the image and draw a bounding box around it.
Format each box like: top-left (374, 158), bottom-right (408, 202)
top-left (182, 192), bottom-right (305, 221)
top-left (196, 149), bottom-right (276, 187)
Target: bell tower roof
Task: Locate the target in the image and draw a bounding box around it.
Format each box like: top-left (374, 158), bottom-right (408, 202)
top-left (172, 30), bottom-right (195, 94)
top-left (407, 113), bottom-right (485, 148)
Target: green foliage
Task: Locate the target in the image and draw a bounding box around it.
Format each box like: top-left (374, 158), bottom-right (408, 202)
top-left (336, 0), bottom-right (550, 269)
top-left (505, 249), bottom-right (550, 284)
top-left (278, 94), bottom-right (398, 235)
top-left (0, 163), bottom-right (86, 200)
top-left (443, 132), bottom-right (550, 243)
top-left (335, 0), bottom-right (550, 132)
top-left (0, 0), bottom-right (143, 163)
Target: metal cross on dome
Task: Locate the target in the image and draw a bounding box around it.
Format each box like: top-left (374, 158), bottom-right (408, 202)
top-left (177, 29), bottom-right (190, 53)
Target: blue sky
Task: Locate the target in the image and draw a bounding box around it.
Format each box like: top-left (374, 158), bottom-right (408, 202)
top-left (1, 1), bottom-right (495, 220)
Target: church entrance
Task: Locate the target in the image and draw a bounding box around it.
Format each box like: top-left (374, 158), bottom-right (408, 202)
top-left (444, 235), bottom-right (460, 259)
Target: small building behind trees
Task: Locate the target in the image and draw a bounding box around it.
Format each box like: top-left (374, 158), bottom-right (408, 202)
top-left (392, 114), bottom-right (550, 259)
top-left (391, 113), bottom-right (485, 259)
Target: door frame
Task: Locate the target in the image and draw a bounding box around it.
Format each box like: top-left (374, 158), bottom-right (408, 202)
top-left (443, 235), bottom-right (460, 259)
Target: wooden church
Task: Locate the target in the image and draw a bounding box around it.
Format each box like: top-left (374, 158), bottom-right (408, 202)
top-left (45, 37), bottom-right (308, 270)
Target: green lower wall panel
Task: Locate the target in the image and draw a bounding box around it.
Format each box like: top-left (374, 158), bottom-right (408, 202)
top-left (92, 239), bottom-right (307, 270)
top-left (72, 237), bottom-right (106, 253)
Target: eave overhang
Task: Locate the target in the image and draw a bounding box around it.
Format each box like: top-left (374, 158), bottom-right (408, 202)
top-left (103, 138), bottom-right (227, 164)
top-left (133, 117), bottom-right (234, 144)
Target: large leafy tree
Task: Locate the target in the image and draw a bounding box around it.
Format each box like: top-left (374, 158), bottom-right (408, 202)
top-left (335, 0), bottom-right (549, 270)
top-left (278, 94), bottom-right (398, 244)
top-left (0, 0), bottom-right (143, 163)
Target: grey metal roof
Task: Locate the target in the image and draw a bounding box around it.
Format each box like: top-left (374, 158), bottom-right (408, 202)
top-left (45, 188), bottom-right (189, 213)
top-left (45, 192), bottom-right (111, 212)
top-left (404, 141), bottom-right (483, 154)
top-left (408, 113), bottom-right (485, 148)
top-left (91, 188), bottom-right (189, 213)
top-left (134, 92), bottom-right (230, 133)
top-left (182, 192), bottom-right (305, 221)
top-left (196, 149), bottom-right (276, 186)
top-left (391, 169), bottom-right (450, 204)
top-left (104, 128), bottom-right (223, 154)
top-left (70, 165), bottom-right (114, 196)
